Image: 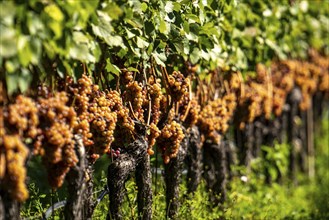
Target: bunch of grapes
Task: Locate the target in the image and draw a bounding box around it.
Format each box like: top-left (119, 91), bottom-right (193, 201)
top-left (291, 56), bottom-right (329, 111)
top-left (71, 74), bottom-right (94, 147)
top-left (148, 76), bottom-right (163, 125)
top-left (5, 95), bottom-right (39, 138)
top-left (157, 121), bottom-right (185, 164)
top-left (121, 70), bottom-right (134, 85)
top-left (88, 92), bottom-right (118, 158)
top-left (254, 64), bottom-right (273, 119)
top-left (235, 66), bottom-right (274, 128)
top-left (222, 93), bottom-right (237, 131)
top-left (35, 92), bottom-right (78, 188)
top-left (110, 90), bottom-right (135, 151)
top-left (270, 61), bottom-right (295, 116)
top-left (144, 76), bottom-right (163, 153)
top-left (106, 147), bottom-right (122, 158)
top-left (270, 57), bottom-right (328, 112)
top-left (179, 97), bottom-right (200, 128)
top-left (198, 100), bottom-right (222, 144)
top-left (146, 123), bottom-right (160, 155)
top-left (1, 135), bottom-right (29, 202)
top-left (198, 92), bottom-right (237, 143)
top-left (167, 71), bottom-right (190, 103)
top-left (123, 80), bottom-right (146, 122)
top-left (309, 49), bottom-right (329, 79)
top-left (225, 72), bottom-right (243, 93)
top-left (1, 95), bottom-right (39, 201)
top-left (69, 75), bottom-right (124, 161)
top-left (120, 73), bottom-right (164, 154)
top-left (294, 62), bottom-right (317, 110)
top-left (300, 51), bottom-right (329, 105)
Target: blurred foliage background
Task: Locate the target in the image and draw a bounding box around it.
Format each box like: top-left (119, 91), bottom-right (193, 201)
top-left (1, 0), bottom-right (328, 94)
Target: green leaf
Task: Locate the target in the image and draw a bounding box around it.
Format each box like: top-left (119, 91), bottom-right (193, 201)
top-left (183, 21), bottom-right (190, 34)
top-left (126, 28), bottom-right (136, 39)
top-left (127, 67), bottom-right (139, 73)
top-left (27, 12), bottom-right (44, 35)
top-left (159, 19), bottom-right (168, 34)
top-left (0, 1), bottom-right (16, 25)
top-left (44, 4), bottom-right (64, 22)
top-left (190, 47), bottom-right (200, 64)
top-left (17, 36), bottom-right (32, 67)
top-left (145, 21), bottom-right (155, 36)
top-left (73, 31), bottom-right (89, 44)
top-left (69, 43), bottom-right (96, 62)
top-left (107, 35), bottom-right (123, 47)
top-left (152, 51), bottom-right (166, 67)
top-left (173, 42), bottom-right (184, 54)
top-left (18, 69), bottom-right (32, 93)
top-left (141, 2), bottom-right (148, 12)
top-left (117, 48), bottom-right (128, 58)
top-left (44, 4), bottom-right (64, 38)
top-left (106, 61), bottom-right (121, 76)
top-left (173, 2), bottom-right (181, 12)
top-left (91, 10), bottom-right (124, 46)
top-left (0, 25), bottom-right (17, 58)
top-left (5, 60), bottom-right (19, 73)
top-left (6, 77), bottom-right (17, 95)
top-left (103, 2), bottom-right (123, 20)
top-left (165, 1), bottom-right (174, 13)
top-left (186, 14), bottom-right (200, 24)
top-left (136, 36), bottom-right (149, 49)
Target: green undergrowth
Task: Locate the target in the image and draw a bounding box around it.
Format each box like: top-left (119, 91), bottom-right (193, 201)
top-left (22, 119), bottom-right (329, 219)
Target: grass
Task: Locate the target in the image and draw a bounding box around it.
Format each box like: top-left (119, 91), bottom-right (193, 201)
top-left (21, 119), bottom-right (329, 219)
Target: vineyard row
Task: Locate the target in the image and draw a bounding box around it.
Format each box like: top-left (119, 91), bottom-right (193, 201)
top-left (0, 49), bottom-right (328, 219)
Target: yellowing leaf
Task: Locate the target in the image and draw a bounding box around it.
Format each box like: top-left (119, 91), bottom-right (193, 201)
top-left (159, 20), bottom-right (167, 34)
top-left (44, 4), bottom-right (64, 22)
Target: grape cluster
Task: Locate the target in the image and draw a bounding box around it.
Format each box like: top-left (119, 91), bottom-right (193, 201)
top-left (121, 70), bottom-right (134, 84)
top-left (71, 74), bottom-right (94, 147)
top-left (1, 135), bottom-right (29, 202)
top-left (224, 72), bottom-right (243, 93)
top-left (145, 76), bottom-right (163, 151)
top-left (70, 75), bottom-right (128, 161)
top-left (235, 65), bottom-right (273, 129)
top-left (146, 123), bottom-right (160, 155)
top-left (110, 90), bottom-right (135, 150)
top-left (124, 81), bottom-right (146, 122)
top-left (157, 121), bottom-right (185, 164)
top-left (269, 54), bottom-right (329, 113)
top-left (294, 62), bottom-right (317, 110)
top-left (198, 92), bottom-right (237, 144)
top-left (167, 71), bottom-right (190, 103)
top-left (5, 95), bottom-right (39, 138)
top-left (271, 61), bottom-right (295, 116)
top-left (309, 49), bottom-right (329, 96)
top-left (35, 92), bottom-right (78, 188)
top-left (1, 96), bottom-right (39, 201)
top-left (88, 92), bottom-right (118, 158)
top-left (120, 73), bottom-right (164, 153)
top-left (148, 76), bottom-right (163, 125)
top-left (179, 97), bottom-right (200, 128)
